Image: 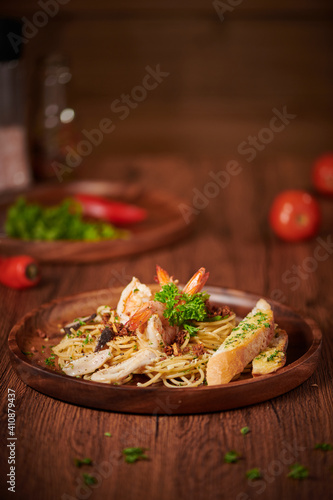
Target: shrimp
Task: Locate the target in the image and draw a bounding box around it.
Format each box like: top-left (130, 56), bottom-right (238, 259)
top-left (125, 266), bottom-right (210, 346)
top-left (155, 265), bottom-right (208, 294)
top-left (125, 300), bottom-right (176, 346)
top-left (116, 265), bottom-right (179, 323)
top-left (116, 277), bottom-right (152, 323)
top-left (182, 267), bottom-right (209, 295)
top-left (145, 314), bottom-right (164, 349)
top-left (155, 265), bottom-right (177, 285)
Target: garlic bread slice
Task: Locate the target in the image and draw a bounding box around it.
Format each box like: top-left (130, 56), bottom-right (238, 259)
top-left (207, 299), bottom-right (274, 386)
top-left (252, 327), bottom-right (288, 376)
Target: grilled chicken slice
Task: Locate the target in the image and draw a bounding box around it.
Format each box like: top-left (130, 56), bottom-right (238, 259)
top-left (62, 349), bottom-right (112, 377)
top-left (252, 327), bottom-right (288, 376)
top-left (207, 299), bottom-right (274, 386)
top-left (90, 348), bottom-right (158, 383)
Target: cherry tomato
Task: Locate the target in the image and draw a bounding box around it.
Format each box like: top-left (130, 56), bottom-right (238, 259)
top-left (312, 152), bottom-right (333, 196)
top-left (269, 190), bottom-right (321, 242)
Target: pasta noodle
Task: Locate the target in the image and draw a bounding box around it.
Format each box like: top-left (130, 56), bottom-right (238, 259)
top-left (53, 305), bottom-right (236, 388)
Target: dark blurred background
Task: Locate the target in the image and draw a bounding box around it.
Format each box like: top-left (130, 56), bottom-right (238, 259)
top-left (1, 0), bottom-right (332, 166)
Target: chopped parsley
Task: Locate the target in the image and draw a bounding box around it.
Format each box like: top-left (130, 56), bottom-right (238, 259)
top-left (82, 473), bottom-right (97, 486)
top-left (104, 432), bottom-right (111, 437)
top-left (287, 463), bottom-right (309, 479)
top-left (22, 351), bottom-right (33, 356)
top-left (83, 335), bottom-right (91, 345)
top-left (154, 283), bottom-right (209, 332)
top-left (240, 426), bottom-right (250, 435)
top-left (224, 313), bottom-right (269, 348)
top-left (266, 350), bottom-right (282, 362)
top-left (74, 319), bottom-right (86, 326)
top-left (314, 443), bottom-right (332, 451)
top-left (133, 288), bottom-right (139, 293)
top-left (246, 468), bottom-right (261, 480)
top-left (122, 447), bottom-right (148, 464)
top-left (45, 355), bottom-right (56, 367)
top-left (224, 450), bottom-right (241, 464)
top-left (74, 457), bottom-right (93, 467)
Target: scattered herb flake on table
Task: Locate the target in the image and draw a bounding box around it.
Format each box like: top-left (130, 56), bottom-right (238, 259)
top-left (287, 463), bottom-right (309, 479)
top-left (104, 432), bottom-right (111, 437)
top-left (246, 468), bottom-right (261, 480)
top-left (45, 355), bottom-right (56, 367)
top-left (122, 447), bottom-right (148, 464)
top-left (224, 450), bottom-right (241, 464)
top-left (314, 443), bottom-right (333, 451)
top-left (74, 458), bottom-right (93, 467)
top-left (82, 473), bottom-right (97, 486)
top-left (241, 426), bottom-right (250, 435)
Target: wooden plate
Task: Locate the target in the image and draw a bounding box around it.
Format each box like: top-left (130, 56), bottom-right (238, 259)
top-left (0, 181), bottom-right (194, 263)
top-left (8, 285), bottom-right (322, 414)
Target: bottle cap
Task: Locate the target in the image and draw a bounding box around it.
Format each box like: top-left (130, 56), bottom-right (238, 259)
top-left (0, 18), bottom-right (23, 61)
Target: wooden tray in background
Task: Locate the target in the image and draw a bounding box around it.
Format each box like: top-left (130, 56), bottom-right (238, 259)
top-left (0, 181), bottom-right (194, 263)
top-left (8, 286), bottom-right (322, 414)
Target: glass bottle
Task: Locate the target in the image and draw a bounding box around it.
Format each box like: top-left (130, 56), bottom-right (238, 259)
top-left (30, 52), bottom-right (79, 181)
top-left (0, 18), bottom-right (32, 193)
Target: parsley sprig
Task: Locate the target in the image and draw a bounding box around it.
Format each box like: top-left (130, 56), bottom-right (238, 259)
top-left (83, 473), bottom-right (97, 485)
top-left (314, 443), bottom-right (332, 451)
top-left (246, 468), bottom-right (261, 480)
top-left (5, 197), bottom-right (123, 242)
top-left (287, 463), bottom-right (309, 479)
top-left (74, 457), bottom-right (92, 467)
top-left (122, 447), bottom-right (148, 464)
top-left (154, 283), bottom-right (209, 334)
top-left (224, 450), bottom-right (241, 464)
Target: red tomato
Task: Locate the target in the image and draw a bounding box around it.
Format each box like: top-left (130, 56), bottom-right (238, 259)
top-left (269, 190), bottom-right (320, 242)
top-left (312, 152), bottom-right (333, 196)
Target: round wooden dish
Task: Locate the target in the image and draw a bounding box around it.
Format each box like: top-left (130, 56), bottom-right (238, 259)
top-left (0, 181), bottom-right (194, 263)
top-left (8, 285), bottom-right (322, 414)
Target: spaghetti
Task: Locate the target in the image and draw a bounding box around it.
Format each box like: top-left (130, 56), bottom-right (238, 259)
top-left (52, 267), bottom-right (237, 388)
top-left (53, 307), bottom-right (236, 388)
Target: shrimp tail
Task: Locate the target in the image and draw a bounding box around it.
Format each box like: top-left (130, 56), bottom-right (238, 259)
top-left (182, 267), bottom-right (209, 295)
top-left (125, 303), bottom-right (153, 332)
top-left (155, 265), bottom-right (173, 285)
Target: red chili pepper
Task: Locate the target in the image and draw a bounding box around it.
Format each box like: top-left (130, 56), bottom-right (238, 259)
top-left (0, 255), bottom-right (41, 290)
top-left (74, 193), bottom-right (147, 226)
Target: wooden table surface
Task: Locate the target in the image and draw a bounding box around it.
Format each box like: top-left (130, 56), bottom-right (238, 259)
top-left (1, 156), bottom-right (332, 500)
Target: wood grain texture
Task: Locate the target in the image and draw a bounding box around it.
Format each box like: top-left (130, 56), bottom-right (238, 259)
top-left (0, 156), bottom-right (333, 500)
top-left (1, 2), bottom-right (332, 157)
